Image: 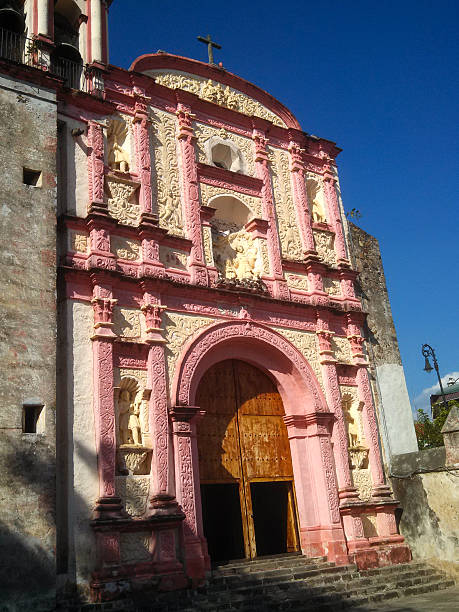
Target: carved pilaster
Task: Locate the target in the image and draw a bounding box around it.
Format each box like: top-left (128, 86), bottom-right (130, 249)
top-left (88, 121), bottom-right (106, 214)
top-left (134, 94), bottom-right (153, 214)
top-left (91, 279), bottom-right (123, 519)
top-left (170, 406), bottom-right (207, 578)
top-left (138, 213), bottom-right (166, 278)
top-left (288, 141), bottom-right (316, 254)
top-left (175, 103), bottom-right (208, 286)
top-left (322, 160), bottom-right (349, 266)
top-left (87, 217), bottom-right (117, 272)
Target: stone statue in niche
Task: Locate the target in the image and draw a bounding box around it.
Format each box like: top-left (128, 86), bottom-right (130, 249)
top-left (307, 178), bottom-right (327, 223)
top-left (107, 119), bottom-right (130, 173)
top-left (342, 392), bottom-right (369, 470)
top-left (118, 389), bottom-right (142, 446)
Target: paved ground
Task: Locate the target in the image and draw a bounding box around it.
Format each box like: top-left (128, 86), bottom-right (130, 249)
top-left (355, 584), bottom-right (459, 611)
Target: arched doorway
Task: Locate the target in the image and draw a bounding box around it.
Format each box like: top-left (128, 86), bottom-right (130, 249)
top-left (196, 359), bottom-right (299, 562)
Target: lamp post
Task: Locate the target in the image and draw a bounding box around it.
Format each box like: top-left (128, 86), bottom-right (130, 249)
top-left (421, 344), bottom-right (449, 413)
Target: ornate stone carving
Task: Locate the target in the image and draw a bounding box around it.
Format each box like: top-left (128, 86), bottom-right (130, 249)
top-left (106, 176), bottom-right (140, 226)
top-left (202, 225), bottom-right (214, 266)
top-left (323, 277), bottom-right (341, 296)
top-left (212, 226), bottom-right (263, 281)
top-left (116, 376), bottom-right (149, 447)
top-left (352, 468), bottom-right (372, 502)
top-left (285, 272), bottom-right (309, 291)
top-left (273, 326), bottom-right (324, 390)
top-left (107, 117), bottom-right (131, 173)
top-left (153, 71), bottom-right (286, 127)
top-left (116, 476), bottom-right (150, 517)
top-left (319, 435), bottom-right (341, 524)
top-left (160, 246), bottom-right (188, 270)
top-left (164, 312), bottom-right (215, 388)
top-left (111, 236), bottom-right (141, 261)
top-left (194, 122), bottom-right (255, 175)
top-left (70, 231), bottom-right (89, 253)
top-left (306, 174), bottom-right (327, 223)
top-left (313, 229), bottom-right (336, 267)
top-left (332, 336), bottom-right (353, 364)
top-left (151, 109), bottom-right (184, 237)
top-left (113, 308), bottom-right (143, 340)
top-left (200, 183), bottom-right (262, 218)
top-left (120, 532), bottom-right (151, 563)
top-left (268, 147), bottom-right (302, 261)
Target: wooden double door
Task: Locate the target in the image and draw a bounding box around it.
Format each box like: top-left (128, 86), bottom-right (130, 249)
top-left (196, 359), bottom-right (299, 562)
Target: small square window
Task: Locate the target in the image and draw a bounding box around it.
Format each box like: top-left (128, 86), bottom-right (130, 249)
top-left (23, 168), bottom-right (42, 187)
top-left (23, 403), bottom-right (44, 433)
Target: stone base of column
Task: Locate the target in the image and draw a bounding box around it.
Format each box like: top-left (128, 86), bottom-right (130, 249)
top-left (183, 535), bottom-right (207, 585)
top-left (371, 484), bottom-right (394, 501)
top-left (150, 493), bottom-right (184, 517)
top-left (338, 486), bottom-right (361, 504)
top-left (349, 541), bottom-right (411, 571)
top-left (299, 525), bottom-right (349, 566)
top-left (93, 496), bottom-right (124, 520)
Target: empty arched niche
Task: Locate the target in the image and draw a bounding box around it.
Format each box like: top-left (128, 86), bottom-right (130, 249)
top-left (210, 195), bottom-right (253, 229)
top-left (205, 136), bottom-right (246, 174)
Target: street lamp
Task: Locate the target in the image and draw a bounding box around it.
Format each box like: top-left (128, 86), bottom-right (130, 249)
top-left (421, 344), bottom-right (449, 413)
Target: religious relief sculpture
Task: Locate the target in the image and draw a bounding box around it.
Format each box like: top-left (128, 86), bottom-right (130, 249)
top-left (116, 377), bottom-right (151, 476)
top-left (341, 392), bottom-right (369, 470)
top-left (107, 118), bottom-right (131, 173)
top-left (306, 176), bottom-right (327, 223)
top-left (313, 228), bottom-right (337, 267)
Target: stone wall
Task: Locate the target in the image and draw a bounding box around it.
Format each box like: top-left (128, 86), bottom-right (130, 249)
top-left (0, 73), bottom-right (57, 607)
top-left (390, 448), bottom-right (459, 578)
top-left (348, 223), bottom-right (418, 457)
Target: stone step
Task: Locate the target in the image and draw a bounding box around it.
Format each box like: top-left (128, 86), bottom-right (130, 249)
top-left (213, 554), bottom-right (327, 575)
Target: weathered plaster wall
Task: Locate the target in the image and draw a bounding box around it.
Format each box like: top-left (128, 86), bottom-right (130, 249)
top-left (390, 448), bottom-right (459, 577)
top-left (0, 74), bottom-right (57, 605)
top-left (348, 223), bottom-right (418, 457)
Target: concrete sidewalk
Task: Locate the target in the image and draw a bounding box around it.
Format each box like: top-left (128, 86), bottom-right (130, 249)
top-left (355, 584), bottom-right (459, 611)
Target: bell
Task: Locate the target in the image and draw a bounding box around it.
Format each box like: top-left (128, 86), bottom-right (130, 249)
top-left (423, 356), bottom-right (433, 373)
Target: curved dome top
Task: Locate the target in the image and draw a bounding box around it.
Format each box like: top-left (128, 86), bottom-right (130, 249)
top-left (130, 53), bottom-right (301, 130)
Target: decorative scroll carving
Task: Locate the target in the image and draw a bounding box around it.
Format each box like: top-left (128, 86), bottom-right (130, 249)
top-left (148, 343), bottom-right (170, 494)
top-left (323, 277), bottom-right (341, 296)
top-left (200, 183), bottom-right (262, 218)
top-left (285, 272), bottom-right (309, 291)
top-left (120, 532), bottom-right (151, 563)
top-left (313, 229), bottom-right (336, 267)
top-left (88, 121), bottom-right (105, 205)
top-left (268, 147), bottom-right (302, 261)
top-left (352, 468), bottom-right (372, 502)
top-left (116, 476), bottom-right (150, 517)
top-left (106, 177), bottom-right (140, 226)
top-left (194, 122), bottom-right (255, 176)
top-left (332, 336), bottom-right (353, 364)
top-left (113, 308), bottom-right (143, 340)
top-left (202, 225), bottom-right (214, 266)
top-left (111, 236), bottom-right (141, 261)
top-left (319, 436), bottom-right (341, 523)
top-left (154, 71), bottom-right (286, 127)
top-left (164, 312), bottom-right (215, 388)
top-left (273, 327), bottom-right (324, 390)
top-left (306, 174), bottom-right (327, 223)
top-left (151, 109), bottom-right (184, 236)
top-left (107, 117), bottom-right (131, 173)
top-left (70, 231), bottom-right (89, 253)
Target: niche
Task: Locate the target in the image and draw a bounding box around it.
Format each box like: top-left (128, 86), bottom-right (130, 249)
top-left (206, 136), bottom-right (245, 174)
top-left (22, 401), bottom-right (44, 434)
top-left (107, 118), bottom-right (131, 173)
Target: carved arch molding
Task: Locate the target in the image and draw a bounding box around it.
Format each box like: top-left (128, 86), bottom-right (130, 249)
top-left (172, 320), bottom-right (328, 414)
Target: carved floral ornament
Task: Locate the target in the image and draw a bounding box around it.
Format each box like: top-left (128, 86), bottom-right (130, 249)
top-left (153, 71), bottom-right (286, 127)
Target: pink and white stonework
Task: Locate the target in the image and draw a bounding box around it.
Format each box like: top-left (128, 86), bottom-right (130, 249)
top-left (0, 2), bottom-right (416, 600)
top-left (53, 52), bottom-right (413, 599)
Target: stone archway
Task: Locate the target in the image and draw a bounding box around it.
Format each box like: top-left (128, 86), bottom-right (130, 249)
top-left (170, 321), bottom-right (349, 579)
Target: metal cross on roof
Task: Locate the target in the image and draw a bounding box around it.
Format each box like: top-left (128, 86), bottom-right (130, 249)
top-left (197, 34), bottom-right (221, 65)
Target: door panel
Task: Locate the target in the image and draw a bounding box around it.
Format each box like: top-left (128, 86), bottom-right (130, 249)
top-left (196, 359), bottom-right (299, 561)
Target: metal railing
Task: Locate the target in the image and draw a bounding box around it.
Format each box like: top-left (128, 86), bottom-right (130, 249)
top-left (0, 27), bottom-right (104, 96)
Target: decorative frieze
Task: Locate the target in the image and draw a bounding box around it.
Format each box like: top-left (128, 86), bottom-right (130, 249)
top-left (106, 176), bottom-right (140, 226)
top-left (160, 246), bottom-right (188, 271)
top-left (332, 336), bottom-right (354, 364)
top-left (153, 71), bottom-right (286, 127)
top-left (111, 236), bottom-right (141, 260)
top-left (69, 231), bottom-right (89, 253)
top-left (323, 277), bottom-right (341, 296)
top-left (116, 476), bottom-right (150, 517)
top-left (285, 272), bottom-right (309, 292)
top-left (113, 308), bottom-right (144, 341)
top-left (273, 327), bottom-right (324, 391)
top-left (313, 229), bottom-right (337, 267)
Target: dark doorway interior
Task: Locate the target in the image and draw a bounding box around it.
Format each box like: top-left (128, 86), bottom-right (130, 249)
top-left (200, 483), bottom-right (245, 563)
top-left (251, 481), bottom-right (289, 557)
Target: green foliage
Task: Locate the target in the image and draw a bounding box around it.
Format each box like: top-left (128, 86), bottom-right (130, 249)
top-left (414, 400), bottom-right (458, 450)
top-left (345, 208), bottom-right (362, 220)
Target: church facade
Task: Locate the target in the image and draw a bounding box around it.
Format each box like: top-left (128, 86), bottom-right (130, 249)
top-left (0, 0), bottom-right (419, 604)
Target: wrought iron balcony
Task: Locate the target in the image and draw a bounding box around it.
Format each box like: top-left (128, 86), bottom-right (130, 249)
top-left (0, 27), bottom-right (104, 96)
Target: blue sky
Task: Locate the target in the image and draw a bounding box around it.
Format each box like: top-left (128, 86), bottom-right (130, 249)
top-left (108, 1), bottom-right (458, 414)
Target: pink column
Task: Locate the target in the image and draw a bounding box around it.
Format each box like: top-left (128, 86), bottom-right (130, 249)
top-left (90, 276), bottom-right (123, 519)
top-left (87, 120), bottom-right (106, 215)
top-left (322, 159), bottom-right (349, 266)
top-left (133, 93), bottom-right (153, 214)
top-left (175, 101), bottom-right (208, 287)
top-left (284, 413), bottom-right (348, 565)
top-left (170, 406), bottom-right (208, 580)
top-left (288, 140), bottom-right (316, 254)
top-left (252, 124), bottom-right (288, 299)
